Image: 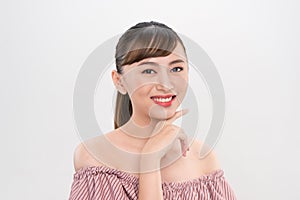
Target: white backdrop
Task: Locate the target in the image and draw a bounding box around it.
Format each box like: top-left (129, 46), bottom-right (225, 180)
top-left (1, 0), bottom-right (299, 199)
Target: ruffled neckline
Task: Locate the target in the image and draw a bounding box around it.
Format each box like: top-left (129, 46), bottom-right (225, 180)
top-left (73, 165), bottom-right (224, 187)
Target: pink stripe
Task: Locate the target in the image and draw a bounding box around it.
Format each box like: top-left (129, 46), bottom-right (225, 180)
top-left (68, 166), bottom-right (237, 200)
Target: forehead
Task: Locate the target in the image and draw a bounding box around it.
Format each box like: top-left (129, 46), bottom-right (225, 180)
top-left (123, 44), bottom-right (187, 70)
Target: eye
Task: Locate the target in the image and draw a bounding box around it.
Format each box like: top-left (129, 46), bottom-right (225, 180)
top-left (142, 69), bottom-right (156, 74)
top-left (171, 67), bottom-right (183, 72)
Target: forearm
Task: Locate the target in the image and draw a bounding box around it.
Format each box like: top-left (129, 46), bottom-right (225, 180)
top-left (138, 169), bottom-right (163, 200)
top-left (138, 155), bottom-right (163, 200)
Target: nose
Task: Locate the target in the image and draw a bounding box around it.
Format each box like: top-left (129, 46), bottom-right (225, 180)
top-left (156, 70), bottom-right (174, 91)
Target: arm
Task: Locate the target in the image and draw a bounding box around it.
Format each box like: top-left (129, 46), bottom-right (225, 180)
top-left (138, 170), bottom-right (164, 200)
top-left (138, 157), bottom-right (163, 200)
top-left (137, 110), bottom-right (189, 200)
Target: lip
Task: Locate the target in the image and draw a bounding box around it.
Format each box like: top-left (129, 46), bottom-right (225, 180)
top-left (150, 94), bottom-right (176, 98)
top-left (150, 95), bottom-right (176, 107)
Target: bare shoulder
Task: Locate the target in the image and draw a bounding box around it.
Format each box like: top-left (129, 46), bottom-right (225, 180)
top-left (73, 142), bottom-right (103, 172)
top-left (190, 139), bottom-right (222, 173)
top-left (73, 130), bottom-right (118, 172)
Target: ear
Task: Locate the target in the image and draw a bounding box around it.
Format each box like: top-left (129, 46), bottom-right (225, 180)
top-left (111, 70), bottom-right (127, 95)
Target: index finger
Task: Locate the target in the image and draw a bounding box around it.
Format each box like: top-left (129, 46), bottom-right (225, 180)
top-left (166, 108), bottom-right (189, 124)
top-left (150, 109), bottom-right (189, 136)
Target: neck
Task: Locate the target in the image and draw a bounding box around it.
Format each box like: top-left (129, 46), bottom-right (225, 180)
top-left (119, 113), bottom-right (163, 140)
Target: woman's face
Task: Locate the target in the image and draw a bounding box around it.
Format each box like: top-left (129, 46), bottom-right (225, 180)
top-left (118, 44), bottom-right (188, 123)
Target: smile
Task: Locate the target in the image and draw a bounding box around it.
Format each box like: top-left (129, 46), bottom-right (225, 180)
top-left (150, 95), bottom-right (176, 107)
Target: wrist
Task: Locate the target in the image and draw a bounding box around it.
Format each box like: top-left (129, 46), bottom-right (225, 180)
top-left (139, 152), bottom-right (161, 173)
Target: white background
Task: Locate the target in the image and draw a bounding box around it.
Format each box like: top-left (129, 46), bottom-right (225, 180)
top-left (1, 0), bottom-right (299, 199)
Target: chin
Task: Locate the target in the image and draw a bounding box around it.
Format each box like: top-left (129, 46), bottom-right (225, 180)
top-left (148, 107), bottom-right (177, 120)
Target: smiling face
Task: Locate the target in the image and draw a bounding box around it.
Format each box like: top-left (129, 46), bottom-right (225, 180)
top-left (112, 44), bottom-right (189, 125)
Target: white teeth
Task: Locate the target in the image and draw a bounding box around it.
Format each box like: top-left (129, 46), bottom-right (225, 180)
top-left (152, 96), bottom-right (172, 102)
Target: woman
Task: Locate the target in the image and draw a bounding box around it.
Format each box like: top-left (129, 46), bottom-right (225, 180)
top-left (69, 21), bottom-right (237, 199)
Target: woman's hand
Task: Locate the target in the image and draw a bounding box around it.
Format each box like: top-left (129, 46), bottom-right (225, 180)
top-left (140, 109), bottom-right (190, 164)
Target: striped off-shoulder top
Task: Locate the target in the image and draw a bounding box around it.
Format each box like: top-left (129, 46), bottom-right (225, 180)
top-left (68, 165), bottom-right (237, 200)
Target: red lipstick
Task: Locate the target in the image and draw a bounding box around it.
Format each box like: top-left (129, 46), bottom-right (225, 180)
top-left (150, 95), bottom-right (176, 107)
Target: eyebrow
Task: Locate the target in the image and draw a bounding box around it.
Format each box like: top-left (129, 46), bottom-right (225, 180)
top-left (138, 59), bottom-right (185, 67)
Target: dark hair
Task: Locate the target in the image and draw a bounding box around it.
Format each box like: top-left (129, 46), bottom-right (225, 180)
top-left (114, 21), bottom-right (187, 129)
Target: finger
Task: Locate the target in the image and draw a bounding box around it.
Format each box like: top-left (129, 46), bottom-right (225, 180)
top-left (153, 109), bottom-right (187, 138)
top-left (177, 129), bottom-right (189, 156)
top-left (180, 138), bottom-right (188, 157)
top-left (166, 108), bottom-right (189, 124)
top-left (151, 109), bottom-right (189, 136)
top-left (151, 120), bottom-right (167, 136)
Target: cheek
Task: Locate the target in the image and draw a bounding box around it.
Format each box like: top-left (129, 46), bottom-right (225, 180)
top-left (124, 76), bottom-right (155, 96)
top-left (129, 85), bottom-right (152, 104)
